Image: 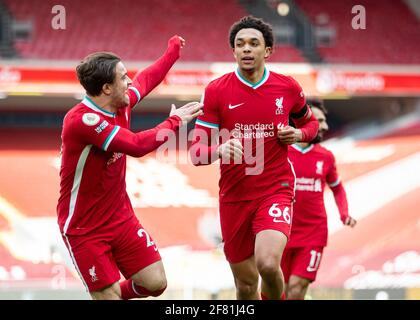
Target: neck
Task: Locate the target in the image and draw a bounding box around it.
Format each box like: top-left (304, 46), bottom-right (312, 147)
top-left (88, 95), bottom-right (116, 114)
top-left (238, 66), bottom-right (265, 84)
top-left (297, 142), bottom-right (310, 148)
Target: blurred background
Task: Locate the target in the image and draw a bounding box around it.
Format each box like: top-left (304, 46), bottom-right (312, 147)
top-left (0, 0), bottom-right (419, 300)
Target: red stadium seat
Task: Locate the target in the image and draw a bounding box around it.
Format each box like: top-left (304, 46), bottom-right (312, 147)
top-left (4, 0), bottom-right (307, 62)
top-left (295, 0), bottom-right (420, 64)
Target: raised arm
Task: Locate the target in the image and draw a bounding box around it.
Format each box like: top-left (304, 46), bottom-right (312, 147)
top-left (129, 35), bottom-right (185, 106)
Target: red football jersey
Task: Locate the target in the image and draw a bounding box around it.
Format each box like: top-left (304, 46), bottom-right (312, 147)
top-left (287, 143), bottom-right (341, 247)
top-left (194, 68), bottom-right (307, 202)
top-left (57, 90), bottom-right (139, 236)
top-left (57, 40), bottom-right (182, 236)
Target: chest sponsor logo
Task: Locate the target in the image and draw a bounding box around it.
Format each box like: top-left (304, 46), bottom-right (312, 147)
top-left (316, 161), bottom-right (324, 175)
top-left (296, 177), bottom-right (322, 192)
top-left (95, 120), bottom-right (109, 134)
top-left (82, 113), bottom-right (100, 126)
top-left (275, 97), bottom-right (284, 115)
top-left (232, 122), bottom-right (278, 139)
top-left (228, 102), bottom-right (245, 110)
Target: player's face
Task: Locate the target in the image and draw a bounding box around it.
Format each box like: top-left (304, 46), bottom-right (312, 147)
top-left (110, 61), bottom-right (132, 108)
top-left (312, 107), bottom-right (329, 143)
top-left (233, 28), bottom-right (272, 72)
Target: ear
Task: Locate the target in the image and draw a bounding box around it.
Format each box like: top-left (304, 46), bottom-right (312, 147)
top-left (264, 47), bottom-right (272, 59)
top-left (102, 83), bottom-right (112, 96)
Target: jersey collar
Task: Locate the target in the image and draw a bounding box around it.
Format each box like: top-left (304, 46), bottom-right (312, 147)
top-left (235, 67), bottom-right (270, 89)
top-left (291, 144), bottom-right (314, 154)
top-left (82, 96), bottom-right (116, 118)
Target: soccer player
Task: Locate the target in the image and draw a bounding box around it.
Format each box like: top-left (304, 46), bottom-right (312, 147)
top-left (281, 99), bottom-right (357, 300)
top-left (189, 16), bottom-right (319, 300)
top-left (57, 35), bottom-right (203, 300)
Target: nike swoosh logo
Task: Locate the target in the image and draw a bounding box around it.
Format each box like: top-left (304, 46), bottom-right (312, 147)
top-left (228, 103), bottom-right (245, 109)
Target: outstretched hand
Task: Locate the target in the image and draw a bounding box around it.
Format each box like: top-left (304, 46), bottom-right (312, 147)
top-left (170, 102), bottom-right (203, 125)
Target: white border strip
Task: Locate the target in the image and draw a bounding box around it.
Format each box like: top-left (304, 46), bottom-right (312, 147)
top-left (195, 119), bottom-right (219, 129)
top-left (288, 157), bottom-right (297, 198)
top-left (103, 126), bottom-right (120, 151)
top-left (63, 234), bottom-right (89, 290)
top-left (63, 145), bottom-right (92, 233)
top-left (328, 178), bottom-right (341, 188)
top-left (291, 144), bottom-right (314, 154)
top-left (128, 86), bottom-right (141, 109)
top-left (82, 97), bottom-right (115, 118)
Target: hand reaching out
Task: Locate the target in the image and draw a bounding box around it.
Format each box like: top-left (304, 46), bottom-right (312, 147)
top-left (170, 102), bottom-right (203, 125)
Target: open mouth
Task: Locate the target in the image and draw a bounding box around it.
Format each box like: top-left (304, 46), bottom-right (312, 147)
top-left (242, 57), bottom-right (254, 63)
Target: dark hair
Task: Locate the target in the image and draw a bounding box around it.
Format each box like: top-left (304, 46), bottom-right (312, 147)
top-left (76, 52), bottom-right (121, 96)
top-left (229, 15), bottom-right (274, 48)
top-left (307, 98), bottom-right (328, 115)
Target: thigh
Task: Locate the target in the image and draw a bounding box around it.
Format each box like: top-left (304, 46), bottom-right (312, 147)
top-left (112, 218), bottom-right (162, 280)
top-left (63, 234), bottom-right (120, 292)
top-left (219, 200), bottom-right (257, 264)
top-left (252, 193), bottom-right (294, 241)
top-left (291, 246), bottom-right (324, 282)
top-left (254, 229), bottom-right (288, 266)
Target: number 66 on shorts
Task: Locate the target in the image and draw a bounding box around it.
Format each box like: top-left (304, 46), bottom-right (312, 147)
top-left (268, 204), bottom-right (291, 224)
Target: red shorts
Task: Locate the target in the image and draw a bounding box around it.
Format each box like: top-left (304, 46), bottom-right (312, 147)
top-left (220, 193), bottom-right (294, 264)
top-left (62, 216), bottom-right (161, 292)
top-left (281, 246), bottom-right (324, 283)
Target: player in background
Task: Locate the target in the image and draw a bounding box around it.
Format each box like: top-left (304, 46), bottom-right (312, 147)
top-left (281, 99), bottom-right (357, 300)
top-left (189, 16), bottom-right (319, 300)
top-left (57, 36), bottom-right (203, 300)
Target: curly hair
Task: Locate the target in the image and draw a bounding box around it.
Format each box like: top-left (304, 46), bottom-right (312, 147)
top-left (229, 15), bottom-right (274, 48)
top-left (307, 98), bottom-right (328, 115)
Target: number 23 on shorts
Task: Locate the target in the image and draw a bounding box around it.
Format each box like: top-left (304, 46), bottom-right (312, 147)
top-left (268, 204), bottom-right (291, 224)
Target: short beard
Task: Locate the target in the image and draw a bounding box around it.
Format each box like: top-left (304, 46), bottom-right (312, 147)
top-left (310, 134), bottom-right (323, 144)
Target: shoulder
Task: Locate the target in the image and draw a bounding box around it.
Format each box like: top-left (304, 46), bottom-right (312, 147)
top-left (269, 71), bottom-right (300, 87)
top-left (64, 103), bottom-right (104, 129)
top-left (316, 144), bottom-right (336, 161)
top-left (206, 72), bottom-right (235, 90)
